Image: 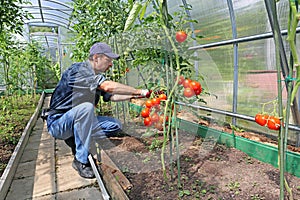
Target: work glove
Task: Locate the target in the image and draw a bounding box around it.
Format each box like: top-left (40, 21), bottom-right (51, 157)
top-left (140, 89), bottom-right (152, 98)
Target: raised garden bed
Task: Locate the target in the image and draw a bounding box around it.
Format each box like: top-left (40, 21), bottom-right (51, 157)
top-left (93, 102), bottom-right (300, 199)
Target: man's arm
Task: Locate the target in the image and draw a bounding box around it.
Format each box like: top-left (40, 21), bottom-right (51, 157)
top-left (99, 80), bottom-right (142, 96)
top-left (109, 94), bottom-right (134, 102)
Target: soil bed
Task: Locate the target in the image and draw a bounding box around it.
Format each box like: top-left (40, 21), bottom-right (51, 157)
top-left (98, 122), bottom-right (300, 200)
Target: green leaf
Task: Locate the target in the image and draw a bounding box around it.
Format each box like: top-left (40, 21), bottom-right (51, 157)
top-left (124, 2), bottom-right (142, 31)
top-left (139, 0), bottom-right (151, 20)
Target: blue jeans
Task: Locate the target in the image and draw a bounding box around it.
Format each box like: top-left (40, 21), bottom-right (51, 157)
top-left (47, 102), bottom-right (122, 164)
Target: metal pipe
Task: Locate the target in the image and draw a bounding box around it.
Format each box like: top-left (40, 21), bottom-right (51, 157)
top-left (188, 27), bottom-right (300, 50)
top-left (175, 101), bottom-right (300, 132)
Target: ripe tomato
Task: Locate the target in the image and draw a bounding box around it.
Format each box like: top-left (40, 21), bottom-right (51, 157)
top-left (158, 93), bottom-right (167, 101)
top-left (151, 98), bottom-right (161, 106)
top-left (255, 113), bottom-right (269, 126)
top-left (182, 79), bottom-right (192, 88)
top-left (145, 100), bottom-right (152, 108)
top-left (177, 76), bottom-right (185, 85)
top-left (194, 88), bottom-right (202, 95)
top-left (140, 108), bottom-right (150, 118)
top-left (267, 116), bottom-right (281, 130)
top-left (190, 81), bottom-right (201, 92)
top-left (144, 117), bottom-right (152, 126)
top-left (151, 112), bottom-right (160, 123)
top-left (183, 87), bottom-right (195, 98)
top-left (175, 31), bottom-right (187, 43)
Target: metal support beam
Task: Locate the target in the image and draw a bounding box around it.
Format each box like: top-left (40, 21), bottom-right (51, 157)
top-left (227, 0), bottom-right (238, 126)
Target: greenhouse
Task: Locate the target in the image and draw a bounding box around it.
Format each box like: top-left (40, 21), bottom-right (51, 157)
top-left (1, 0), bottom-right (300, 199)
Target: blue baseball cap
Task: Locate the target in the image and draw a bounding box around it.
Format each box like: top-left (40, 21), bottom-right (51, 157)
top-left (89, 42), bottom-right (120, 59)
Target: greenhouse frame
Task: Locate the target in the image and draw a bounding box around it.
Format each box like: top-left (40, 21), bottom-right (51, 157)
top-left (1, 0), bottom-right (300, 199)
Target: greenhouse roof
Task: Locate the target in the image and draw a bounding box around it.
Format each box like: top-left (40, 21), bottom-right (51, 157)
top-left (21, 0), bottom-right (74, 29)
top-left (20, 0), bottom-right (74, 49)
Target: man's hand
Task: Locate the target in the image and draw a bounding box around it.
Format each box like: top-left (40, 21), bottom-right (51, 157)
top-left (141, 89), bottom-right (151, 98)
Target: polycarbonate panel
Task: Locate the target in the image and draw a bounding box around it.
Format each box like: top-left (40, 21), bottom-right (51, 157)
top-left (187, 0), bottom-right (232, 45)
top-left (21, 0), bottom-right (73, 29)
top-left (194, 45), bottom-right (234, 112)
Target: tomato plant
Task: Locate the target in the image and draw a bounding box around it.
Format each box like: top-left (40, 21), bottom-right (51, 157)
top-left (144, 117), bottom-right (152, 126)
top-left (255, 113), bottom-right (269, 126)
top-left (267, 116), bottom-right (281, 130)
top-left (140, 108), bottom-right (150, 118)
top-left (175, 31), bottom-right (187, 43)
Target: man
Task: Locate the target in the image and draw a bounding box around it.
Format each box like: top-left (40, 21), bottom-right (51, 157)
top-left (46, 42), bottom-right (149, 179)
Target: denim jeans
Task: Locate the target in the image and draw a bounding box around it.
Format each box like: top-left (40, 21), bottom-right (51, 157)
top-left (47, 102), bottom-right (122, 164)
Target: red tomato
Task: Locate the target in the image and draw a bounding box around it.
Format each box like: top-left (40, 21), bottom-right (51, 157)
top-left (175, 31), bottom-right (187, 43)
top-left (194, 88), bottom-right (202, 95)
top-left (158, 93), bottom-right (167, 101)
top-left (190, 81), bottom-right (201, 92)
top-left (144, 117), bottom-right (152, 126)
top-left (182, 79), bottom-right (192, 88)
top-left (267, 116), bottom-right (281, 130)
top-left (177, 76), bottom-right (185, 85)
top-left (145, 100), bottom-right (152, 108)
top-left (140, 108), bottom-right (150, 118)
top-left (151, 112), bottom-right (160, 123)
top-left (151, 98), bottom-right (161, 106)
top-left (255, 113), bottom-right (269, 126)
top-left (183, 87), bottom-right (195, 98)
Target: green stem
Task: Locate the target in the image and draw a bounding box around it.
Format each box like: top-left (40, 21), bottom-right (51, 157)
top-left (158, 0), bottom-right (182, 180)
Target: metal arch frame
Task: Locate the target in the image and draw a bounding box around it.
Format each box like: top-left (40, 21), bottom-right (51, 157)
top-left (29, 11), bottom-right (71, 23)
top-left (21, 4), bottom-right (74, 30)
top-left (43, 0), bottom-right (73, 10)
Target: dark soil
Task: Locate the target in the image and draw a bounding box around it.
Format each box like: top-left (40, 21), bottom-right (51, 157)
top-left (98, 121), bottom-right (300, 200)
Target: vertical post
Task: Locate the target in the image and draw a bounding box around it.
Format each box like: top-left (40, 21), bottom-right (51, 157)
top-left (226, 0), bottom-right (239, 126)
top-left (57, 26), bottom-right (62, 77)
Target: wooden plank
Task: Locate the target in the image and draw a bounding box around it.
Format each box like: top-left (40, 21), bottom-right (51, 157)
top-left (99, 150), bottom-right (133, 191)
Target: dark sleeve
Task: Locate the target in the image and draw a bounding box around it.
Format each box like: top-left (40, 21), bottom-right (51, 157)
top-left (96, 89), bottom-right (113, 103)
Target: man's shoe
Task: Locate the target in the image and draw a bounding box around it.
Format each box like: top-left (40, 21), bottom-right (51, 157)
top-left (72, 158), bottom-right (95, 179)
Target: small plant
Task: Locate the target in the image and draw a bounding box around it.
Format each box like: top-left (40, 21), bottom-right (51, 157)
top-left (244, 156), bottom-right (254, 164)
top-left (148, 137), bottom-right (164, 151)
top-left (178, 189), bottom-right (191, 198)
top-left (250, 194), bottom-right (265, 200)
top-left (226, 181), bottom-right (241, 195)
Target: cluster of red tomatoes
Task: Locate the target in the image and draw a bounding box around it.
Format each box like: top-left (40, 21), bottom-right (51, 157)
top-left (177, 76), bottom-right (202, 98)
top-left (255, 113), bottom-right (281, 130)
top-left (140, 92), bottom-right (169, 130)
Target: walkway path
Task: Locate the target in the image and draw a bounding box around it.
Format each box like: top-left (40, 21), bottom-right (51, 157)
top-left (5, 95), bottom-right (103, 200)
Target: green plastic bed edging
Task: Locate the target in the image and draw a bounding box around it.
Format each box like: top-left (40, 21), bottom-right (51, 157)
top-left (129, 103), bottom-right (300, 178)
